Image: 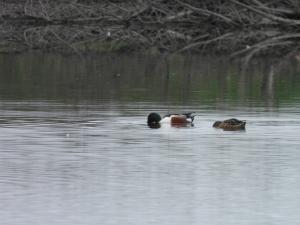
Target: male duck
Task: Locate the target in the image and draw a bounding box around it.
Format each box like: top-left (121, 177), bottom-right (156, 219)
top-left (147, 112), bottom-right (195, 128)
top-left (213, 118), bottom-right (246, 130)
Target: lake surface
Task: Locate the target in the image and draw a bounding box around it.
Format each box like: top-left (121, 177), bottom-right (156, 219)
top-left (0, 53), bottom-right (300, 225)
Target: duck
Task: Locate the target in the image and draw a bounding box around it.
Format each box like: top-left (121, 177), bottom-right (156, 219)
top-left (147, 112), bottom-right (195, 128)
top-left (213, 118), bottom-right (246, 130)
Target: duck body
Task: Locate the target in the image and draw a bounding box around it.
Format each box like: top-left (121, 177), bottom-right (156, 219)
top-left (213, 118), bottom-right (246, 130)
top-left (147, 112), bottom-right (195, 127)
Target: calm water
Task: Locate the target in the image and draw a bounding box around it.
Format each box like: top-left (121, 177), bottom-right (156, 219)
top-left (0, 53), bottom-right (300, 225)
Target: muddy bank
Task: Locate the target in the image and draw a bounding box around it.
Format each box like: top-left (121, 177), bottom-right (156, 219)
top-left (1, 1), bottom-right (300, 60)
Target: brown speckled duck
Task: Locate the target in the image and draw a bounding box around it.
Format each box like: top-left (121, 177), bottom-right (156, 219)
top-left (213, 118), bottom-right (246, 131)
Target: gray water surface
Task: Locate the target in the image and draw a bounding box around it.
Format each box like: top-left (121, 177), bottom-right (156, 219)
top-left (0, 54), bottom-right (300, 225)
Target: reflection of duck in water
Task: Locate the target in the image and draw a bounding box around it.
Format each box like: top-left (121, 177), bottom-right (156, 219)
top-left (213, 118), bottom-right (246, 131)
top-left (147, 112), bottom-right (195, 128)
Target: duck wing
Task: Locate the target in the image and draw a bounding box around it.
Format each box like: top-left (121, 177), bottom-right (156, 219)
top-left (224, 118), bottom-right (243, 125)
top-left (163, 112), bottom-right (196, 122)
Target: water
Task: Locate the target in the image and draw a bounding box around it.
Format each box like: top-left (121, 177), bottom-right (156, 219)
top-left (0, 53), bottom-right (300, 225)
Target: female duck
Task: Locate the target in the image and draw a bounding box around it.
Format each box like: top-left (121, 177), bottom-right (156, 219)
top-left (147, 112), bottom-right (195, 127)
top-left (213, 118), bottom-right (246, 130)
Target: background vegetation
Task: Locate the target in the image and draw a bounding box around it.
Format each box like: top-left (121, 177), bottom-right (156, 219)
top-left (1, 0), bottom-right (300, 59)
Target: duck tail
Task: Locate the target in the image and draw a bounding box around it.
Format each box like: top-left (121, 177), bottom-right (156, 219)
top-left (183, 112), bottom-right (196, 122)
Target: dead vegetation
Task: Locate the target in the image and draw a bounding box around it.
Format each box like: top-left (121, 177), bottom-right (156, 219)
top-left (1, 0), bottom-right (300, 59)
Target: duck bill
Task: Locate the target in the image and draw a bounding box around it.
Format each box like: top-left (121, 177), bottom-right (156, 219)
top-left (148, 123), bottom-right (161, 129)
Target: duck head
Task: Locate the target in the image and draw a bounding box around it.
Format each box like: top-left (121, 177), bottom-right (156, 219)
top-left (213, 121), bottom-right (222, 128)
top-left (147, 113), bottom-right (161, 125)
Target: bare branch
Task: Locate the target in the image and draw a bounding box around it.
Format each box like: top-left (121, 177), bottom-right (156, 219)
top-left (174, 0), bottom-right (238, 25)
top-left (229, 0), bottom-right (300, 25)
top-left (177, 32), bottom-right (234, 53)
